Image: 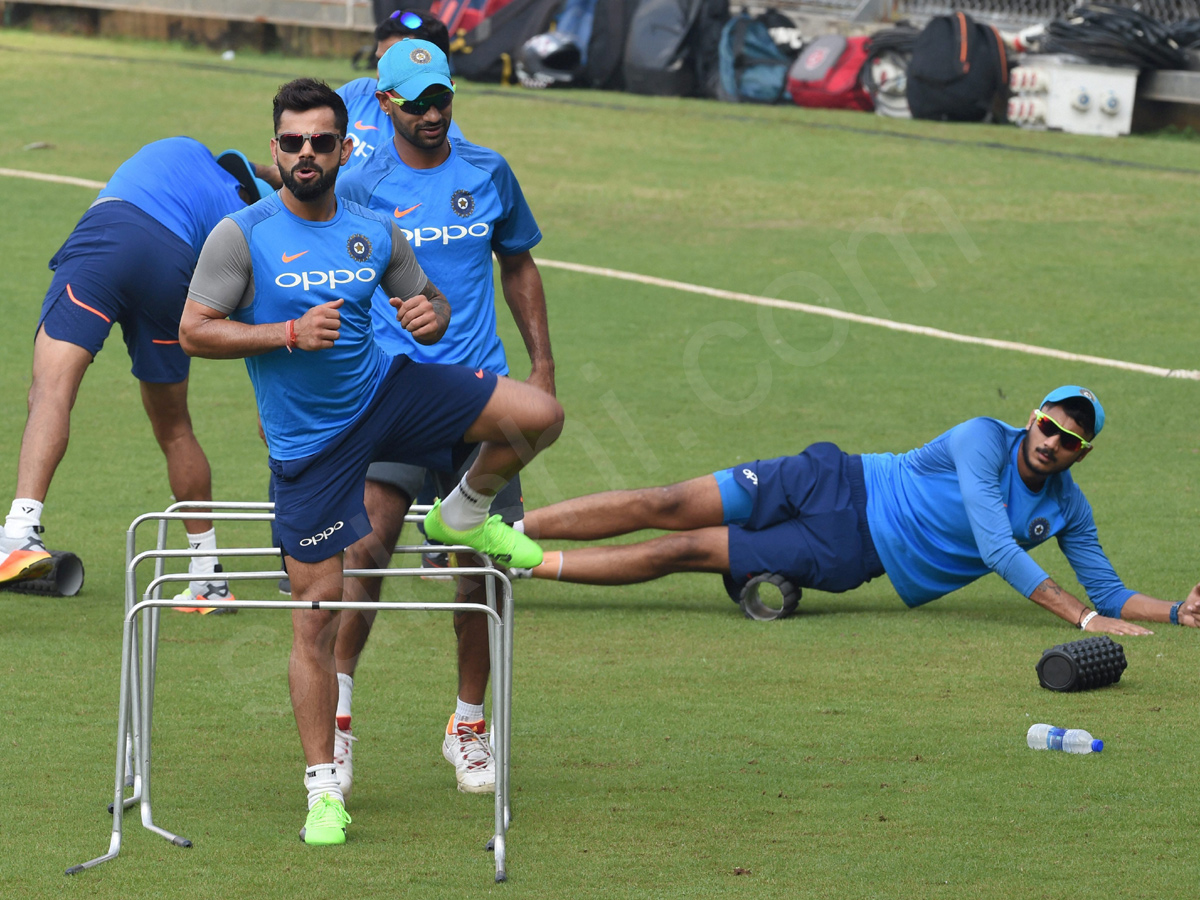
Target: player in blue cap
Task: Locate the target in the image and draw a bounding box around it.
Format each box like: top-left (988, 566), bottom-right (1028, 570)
top-left (336, 9), bottom-right (464, 169)
top-left (0, 138), bottom-right (272, 610)
top-left (517, 386), bottom-right (1200, 633)
top-left (331, 38), bottom-right (551, 798)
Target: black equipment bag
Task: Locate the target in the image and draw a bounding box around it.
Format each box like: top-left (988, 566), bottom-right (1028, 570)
top-left (623, 0), bottom-right (729, 97)
top-left (585, 0), bottom-right (640, 89)
top-left (906, 11), bottom-right (1009, 122)
top-left (449, 0), bottom-right (562, 82)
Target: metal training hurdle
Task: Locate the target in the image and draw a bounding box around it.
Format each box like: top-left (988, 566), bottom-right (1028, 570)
top-left (68, 500), bottom-right (514, 882)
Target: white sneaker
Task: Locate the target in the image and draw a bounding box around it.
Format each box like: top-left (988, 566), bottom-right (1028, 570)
top-left (0, 526), bottom-right (52, 584)
top-left (441, 715), bottom-right (495, 794)
top-left (334, 727), bottom-right (357, 799)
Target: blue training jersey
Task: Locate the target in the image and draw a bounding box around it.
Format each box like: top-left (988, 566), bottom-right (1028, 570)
top-left (337, 77), bottom-right (465, 170)
top-left (336, 135), bottom-right (541, 372)
top-left (97, 137), bottom-right (244, 258)
top-left (217, 195), bottom-right (412, 459)
top-left (861, 417), bottom-right (1135, 617)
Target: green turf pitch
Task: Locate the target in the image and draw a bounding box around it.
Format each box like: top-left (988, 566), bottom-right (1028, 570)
top-left (1, 28), bottom-right (1198, 899)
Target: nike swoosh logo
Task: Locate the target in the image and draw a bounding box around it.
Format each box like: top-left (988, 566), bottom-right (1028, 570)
top-left (355, 120), bottom-right (379, 131)
top-left (281, 251), bottom-right (308, 263)
top-left (475, 369), bottom-right (484, 378)
top-left (394, 204), bottom-right (421, 219)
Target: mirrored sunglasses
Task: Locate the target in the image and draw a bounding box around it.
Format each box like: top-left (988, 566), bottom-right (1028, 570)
top-left (1034, 410), bottom-right (1092, 452)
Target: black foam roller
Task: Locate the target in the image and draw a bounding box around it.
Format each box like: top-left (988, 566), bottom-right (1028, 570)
top-left (0, 550), bottom-right (85, 597)
top-left (738, 573), bottom-right (801, 621)
top-left (1036, 635), bottom-right (1127, 692)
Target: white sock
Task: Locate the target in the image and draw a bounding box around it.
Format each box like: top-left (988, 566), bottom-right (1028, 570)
top-left (513, 519), bottom-right (526, 533)
top-left (336, 673), bottom-right (354, 731)
top-left (5, 499), bottom-right (43, 539)
top-left (186, 528), bottom-right (218, 577)
top-left (304, 763), bottom-right (343, 809)
top-left (438, 480), bottom-right (493, 531)
top-left (455, 697), bottom-right (485, 725)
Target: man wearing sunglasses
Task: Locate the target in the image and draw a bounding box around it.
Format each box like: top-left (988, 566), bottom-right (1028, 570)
top-left (178, 78), bottom-right (563, 846)
top-left (0, 138), bottom-right (272, 608)
top-left (331, 40), bottom-right (553, 798)
top-left (514, 386), bottom-right (1200, 634)
top-left (336, 10), bottom-right (464, 169)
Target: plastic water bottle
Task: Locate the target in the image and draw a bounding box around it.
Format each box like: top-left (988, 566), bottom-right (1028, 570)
top-left (1026, 723), bottom-right (1103, 754)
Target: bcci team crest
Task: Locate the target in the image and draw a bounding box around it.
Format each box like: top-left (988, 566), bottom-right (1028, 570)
top-left (1028, 517), bottom-right (1050, 541)
top-left (451, 189), bottom-right (475, 218)
top-left (347, 233), bottom-right (372, 262)
top-left (410, 47), bottom-right (432, 64)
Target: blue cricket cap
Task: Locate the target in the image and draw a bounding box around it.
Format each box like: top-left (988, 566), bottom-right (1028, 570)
top-left (377, 39), bottom-right (454, 99)
top-left (1041, 385), bottom-right (1105, 437)
top-left (216, 149), bottom-right (274, 202)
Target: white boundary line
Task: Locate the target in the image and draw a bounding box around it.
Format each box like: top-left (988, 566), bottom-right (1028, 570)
top-left (0, 167), bottom-right (106, 189)
top-left (3, 166), bottom-right (1193, 381)
top-left (536, 259), bottom-right (1200, 381)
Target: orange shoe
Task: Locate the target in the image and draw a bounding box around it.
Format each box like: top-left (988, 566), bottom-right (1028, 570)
top-left (0, 527), bottom-right (53, 584)
top-left (171, 566), bottom-right (237, 615)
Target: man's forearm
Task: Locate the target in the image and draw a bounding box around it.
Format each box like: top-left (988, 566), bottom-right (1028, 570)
top-left (180, 304), bottom-right (287, 359)
top-left (1120, 592), bottom-right (1199, 627)
top-left (1028, 578), bottom-right (1155, 635)
top-left (1028, 577), bottom-right (1090, 627)
top-left (498, 252), bottom-right (554, 386)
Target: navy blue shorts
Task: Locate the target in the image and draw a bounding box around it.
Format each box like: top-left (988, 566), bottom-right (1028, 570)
top-left (269, 356), bottom-right (498, 563)
top-left (39, 200), bottom-right (196, 384)
top-left (722, 442), bottom-right (884, 601)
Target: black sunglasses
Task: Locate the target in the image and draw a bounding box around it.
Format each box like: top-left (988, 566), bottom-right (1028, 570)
top-left (275, 132), bottom-right (342, 154)
top-left (387, 89), bottom-right (454, 116)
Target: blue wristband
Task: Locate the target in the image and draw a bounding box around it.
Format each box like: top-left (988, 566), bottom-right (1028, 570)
top-left (1170, 601), bottom-right (1183, 625)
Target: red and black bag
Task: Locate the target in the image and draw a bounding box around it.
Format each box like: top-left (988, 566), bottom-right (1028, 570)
top-left (905, 11), bottom-right (1008, 122)
top-left (785, 35), bottom-right (873, 111)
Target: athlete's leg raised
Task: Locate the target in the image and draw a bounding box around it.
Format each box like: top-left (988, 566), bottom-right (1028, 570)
top-left (522, 475), bottom-right (725, 541)
top-left (460, 377), bottom-right (564, 494)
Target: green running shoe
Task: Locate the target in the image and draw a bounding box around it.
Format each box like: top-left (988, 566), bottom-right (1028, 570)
top-left (299, 794), bottom-right (351, 846)
top-left (423, 499), bottom-right (544, 569)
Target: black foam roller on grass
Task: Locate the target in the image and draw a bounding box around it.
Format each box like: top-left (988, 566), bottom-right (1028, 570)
top-left (1036, 635), bottom-right (1127, 692)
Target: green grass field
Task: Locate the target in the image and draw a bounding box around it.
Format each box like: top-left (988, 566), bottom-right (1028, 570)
top-left (2, 27), bottom-right (1198, 899)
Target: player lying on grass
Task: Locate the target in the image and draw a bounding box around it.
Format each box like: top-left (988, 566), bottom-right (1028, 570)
top-left (0, 138), bottom-right (271, 610)
top-left (178, 78), bottom-right (562, 847)
top-left (519, 386), bottom-right (1200, 634)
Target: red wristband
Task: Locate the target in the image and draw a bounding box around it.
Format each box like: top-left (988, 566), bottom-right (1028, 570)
top-left (285, 319), bottom-right (297, 352)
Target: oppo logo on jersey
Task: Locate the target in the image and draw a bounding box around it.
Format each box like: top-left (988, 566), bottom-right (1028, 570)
top-left (274, 268), bottom-right (377, 291)
top-left (399, 222), bottom-right (491, 248)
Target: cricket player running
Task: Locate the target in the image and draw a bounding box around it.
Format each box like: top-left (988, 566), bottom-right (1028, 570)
top-left (178, 78), bottom-right (562, 845)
